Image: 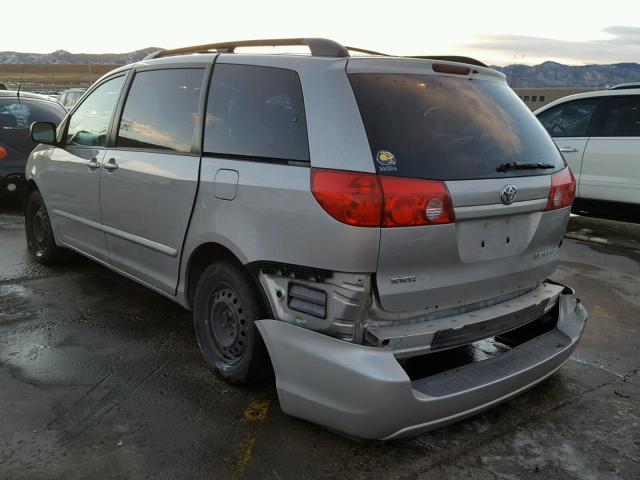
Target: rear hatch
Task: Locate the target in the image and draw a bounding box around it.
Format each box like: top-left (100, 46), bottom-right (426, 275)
top-left (347, 58), bottom-right (569, 312)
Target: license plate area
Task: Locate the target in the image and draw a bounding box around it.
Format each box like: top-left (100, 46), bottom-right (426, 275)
top-left (456, 213), bottom-right (539, 262)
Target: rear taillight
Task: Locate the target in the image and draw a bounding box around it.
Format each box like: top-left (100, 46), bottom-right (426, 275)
top-left (545, 168), bottom-right (576, 211)
top-left (0, 146), bottom-right (7, 161)
top-left (379, 176), bottom-right (454, 227)
top-left (311, 169), bottom-right (382, 227)
top-left (311, 168), bottom-right (454, 227)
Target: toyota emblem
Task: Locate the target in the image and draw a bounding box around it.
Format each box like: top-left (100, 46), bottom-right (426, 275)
top-left (500, 185), bottom-right (518, 205)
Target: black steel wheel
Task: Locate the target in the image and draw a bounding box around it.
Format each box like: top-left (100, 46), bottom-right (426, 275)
top-left (193, 261), bottom-right (271, 384)
top-left (207, 285), bottom-right (249, 364)
top-left (25, 190), bottom-right (71, 264)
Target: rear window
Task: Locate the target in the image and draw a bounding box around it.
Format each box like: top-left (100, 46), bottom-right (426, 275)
top-left (0, 98), bottom-right (65, 130)
top-left (203, 64), bottom-right (309, 161)
top-left (349, 74), bottom-right (564, 180)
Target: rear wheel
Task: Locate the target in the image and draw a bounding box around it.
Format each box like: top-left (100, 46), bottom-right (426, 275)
top-left (193, 261), bottom-right (270, 384)
top-left (25, 190), bottom-right (71, 264)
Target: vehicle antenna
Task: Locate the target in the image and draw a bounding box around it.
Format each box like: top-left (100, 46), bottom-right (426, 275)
top-left (17, 64), bottom-right (25, 98)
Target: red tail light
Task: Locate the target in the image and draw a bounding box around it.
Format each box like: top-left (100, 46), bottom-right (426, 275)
top-left (311, 168), bottom-right (454, 227)
top-left (379, 176), bottom-right (454, 227)
top-left (311, 169), bottom-right (382, 227)
top-left (0, 146), bottom-right (8, 161)
top-left (545, 168), bottom-right (576, 211)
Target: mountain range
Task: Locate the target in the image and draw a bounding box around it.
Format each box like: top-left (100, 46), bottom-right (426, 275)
top-left (0, 48), bottom-right (160, 65)
top-left (1, 49), bottom-right (639, 88)
top-left (492, 61), bottom-right (640, 88)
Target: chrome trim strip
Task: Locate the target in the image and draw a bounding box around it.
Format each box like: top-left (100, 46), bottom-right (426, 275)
top-left (53, 209), bottom-right (177, 257)
top-left (53, 209), bottom-right (102, 230)
top-left (101, 224), bottom-right (178, 257)
top-left (454, 198), bottom-right (548, 220)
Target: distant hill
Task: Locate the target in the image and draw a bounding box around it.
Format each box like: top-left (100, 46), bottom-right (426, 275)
top-left (2, 50), bottom-right (639, 88)
top-left (493, 61), bottom-right (640, 88)
top-left (0, 48), bottom-right (161, 65)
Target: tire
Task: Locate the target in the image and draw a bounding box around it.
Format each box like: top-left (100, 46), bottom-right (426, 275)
top-left (193, 261), bottom-right (271, 384)
top-left (24, 190), bottom-right (71, 264)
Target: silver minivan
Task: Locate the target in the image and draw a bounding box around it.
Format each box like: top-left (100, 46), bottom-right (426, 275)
top-left (25, 38), bottom-right (587, 440)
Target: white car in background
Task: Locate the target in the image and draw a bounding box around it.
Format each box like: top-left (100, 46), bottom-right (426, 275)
top-left (535, 84), bottom-right (640, 222)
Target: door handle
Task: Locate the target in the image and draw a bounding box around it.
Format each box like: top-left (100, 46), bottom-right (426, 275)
top-left (103, 158), bottom-right (119, 171)
top-left (559, 147), bottom-right (578, 153)
top-left (87, 158), bottom-right (100, 170)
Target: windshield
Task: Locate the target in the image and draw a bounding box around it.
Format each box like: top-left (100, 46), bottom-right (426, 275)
top-left (349, 73), bottom-right (564, 180)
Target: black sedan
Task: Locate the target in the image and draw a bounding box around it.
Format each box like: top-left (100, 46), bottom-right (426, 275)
top-left (1, 91), bottom-right (66, 199)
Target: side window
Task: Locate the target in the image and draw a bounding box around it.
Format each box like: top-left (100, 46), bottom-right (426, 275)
top-left (602, 96), bottom-right (640, 137)
top-left (116, 69), bottom-right (204, 152)
top-left (204, 64), bottom-right (309, 161)
top-left (537, 99), bottom-right (599, 137)
top-left (67, 76), bottom-right (125, 147)
top-left (58, 92), bottom-right (67, 105)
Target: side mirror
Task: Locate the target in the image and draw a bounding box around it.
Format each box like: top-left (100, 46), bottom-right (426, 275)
top-left (30, 122), bottom-right (58, 146)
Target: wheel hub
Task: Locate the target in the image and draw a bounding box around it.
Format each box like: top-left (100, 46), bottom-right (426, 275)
top-left (208, 286), bottom-right (248, 363)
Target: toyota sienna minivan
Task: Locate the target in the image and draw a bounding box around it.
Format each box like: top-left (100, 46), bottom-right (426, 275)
top-left (25, 38), bottom-right (587, 440)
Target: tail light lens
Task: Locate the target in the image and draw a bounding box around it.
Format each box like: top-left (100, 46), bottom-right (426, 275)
top-left (311, 168), bottom-right (454, 227)
top-left (545, 168), bottom-right (576, 211)
top-left (311, 169), bottom-right (382, 227)
top-left (0, 146), bottom-right (8, 161)
top-left (379, 176), bottom-right (454, 227)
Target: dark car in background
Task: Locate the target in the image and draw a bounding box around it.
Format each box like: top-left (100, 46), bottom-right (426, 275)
top-left (0, 91), bottom-right (66, 199)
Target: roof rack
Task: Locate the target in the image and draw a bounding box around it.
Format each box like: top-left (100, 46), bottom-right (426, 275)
top-left (144, 38), bottom-right (487, 68)
top-left (609, 82), bottom-right (640, 90)
top-left (145, 38), bottom-right (349, 59)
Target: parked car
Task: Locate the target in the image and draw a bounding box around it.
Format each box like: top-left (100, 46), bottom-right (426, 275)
top-left (535, 84), bottom-right (640, 222)
top-left (57, 88), bottom-right (86, 111)
top-left (0, 91), bottom-right (66, 199)
top-left (25, 38), bottom-right (587, 440)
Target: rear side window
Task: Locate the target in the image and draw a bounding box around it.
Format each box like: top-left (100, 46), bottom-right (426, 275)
top-left (349, 74), bottom-right (564, 180)
top-left (0, 99), bottom-right (65, 130)
top-left (537, 99), bottom-right (599, 137)
top-left (117, 69), bottom-right (204, 152)
top-left (602, 96), bottom-right (640, 136)
top-left (204, 64), bottom-right (309, 161)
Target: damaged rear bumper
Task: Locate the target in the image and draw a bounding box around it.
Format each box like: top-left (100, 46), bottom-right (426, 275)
top-left (256, 283), bottom-right (587, 440)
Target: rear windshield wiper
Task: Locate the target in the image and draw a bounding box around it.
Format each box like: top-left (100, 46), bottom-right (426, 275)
top-left (496, 162), bottom-right (555, 173)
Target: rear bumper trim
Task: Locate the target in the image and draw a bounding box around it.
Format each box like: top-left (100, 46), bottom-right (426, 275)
top-left (256, 283), bottom-right (587, 440)
top-left (365, 282), bottom-right (563, 357)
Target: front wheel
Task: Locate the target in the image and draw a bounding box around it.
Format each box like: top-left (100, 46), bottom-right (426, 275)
top-left (25, 190), bottom-right (71, 264)
top-left (193, 261), bottom-right (270, 384)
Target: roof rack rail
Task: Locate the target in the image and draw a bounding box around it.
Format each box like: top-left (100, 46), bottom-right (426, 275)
top-left (609, 82), bottom-right (640, 90)
top-left (410, 56), bottom-right (488, 68)
top-left (143, 39), bottom-right (488, 69)
top-left (344, 46), bottom-right (390, 56)
top-left (145, 38), bottom-right (349, 60)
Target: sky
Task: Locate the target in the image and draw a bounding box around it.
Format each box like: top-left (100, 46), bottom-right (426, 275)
top-left (4, 0), bottom-right (640, 65)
